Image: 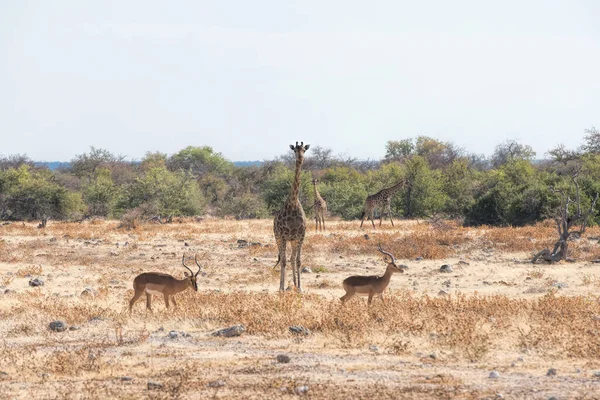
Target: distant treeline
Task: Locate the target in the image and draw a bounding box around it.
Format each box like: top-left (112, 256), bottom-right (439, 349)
top-left (1, 128), bottom-right (599, 227)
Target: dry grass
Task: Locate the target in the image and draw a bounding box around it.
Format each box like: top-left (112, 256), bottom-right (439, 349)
top-left (2, 218), bottom-right (600, 398)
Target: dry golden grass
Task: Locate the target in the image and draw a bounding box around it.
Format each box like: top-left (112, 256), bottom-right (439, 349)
top-left (2, 218), bottom-right (600, 398)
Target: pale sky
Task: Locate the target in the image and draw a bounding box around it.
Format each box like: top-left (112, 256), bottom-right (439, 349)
top-left (1, 0), bottom-right (599, 161)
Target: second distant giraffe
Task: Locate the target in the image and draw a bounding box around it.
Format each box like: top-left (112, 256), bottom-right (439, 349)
top-left (312, 179), bottom-right (327, 232)
top-left (360, 180), bottom-right (405, 228)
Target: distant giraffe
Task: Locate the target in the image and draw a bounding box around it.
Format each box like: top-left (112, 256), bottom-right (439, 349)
top-left (312, 179), bottom-right (327, 232)
top-left (274, 142), bottom-right (310, 291)
top-left (360, 180), bottom-right (405, 228)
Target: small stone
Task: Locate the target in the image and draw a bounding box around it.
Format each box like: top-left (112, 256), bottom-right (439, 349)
top-left (276, 354), bottom-right (291, 363)
top-left (369, 345), bottom-right (379, 353)
top-left (489, 370), bottom-right (500, 379)
top-left (208, 380), bottom-right (225, 388)
top-left (294, 385), bottom-right (309, 395)
top-left (80, 288), bottom-right (98, 298)
top-left (552, 282), bottom-right (568, 289)
top-left (237, 239), bottom-right (248, 248)
top-left (517, 357), bottom-right (525, 362)
top-left (415, 256), bottom-right (423, 261)
top-left (458, 260), bottom-right (470, 265)
top-left (496, 395), bottom-right (504, 399)
top-left (147, 381), bottom-right (163, 390)
top-left (593, 371), bottom-right (600, 377)
top-left (364, 234), bottom-right (370, 240)
top-left (168, 331), bottom-right (179, 339)
top-left (511, 362), bottom-right (517, 367)
top-left (69, 325), bottom-right (80, 331)
top-left (289, 326), bottom-right (311, 336)
top-left (29, 278), bottom-right (44, 287)
top-left (49, 321), bottom-right (67, 332)
top-left (440, 264), bottom-right (453, 273)
top-left (438, 290), bottom-right (449, 296)
top-left (301, 267), bottom-right (312, 273)
top-left (109, 251), bottom-right (119, 256)
top-left (212, 325), bottom-right (245, 338)
top-left (184, 242), bottom-right (190, 246)
top-left (547, 368), bottom-right (557, 376)
top-left (120, 376), bottom-right (133, 382)
top-left (429, 353), bottom-right (437, 359)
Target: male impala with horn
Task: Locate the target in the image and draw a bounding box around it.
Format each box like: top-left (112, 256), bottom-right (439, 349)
top-left (129, 253), bottom-right (202, 313)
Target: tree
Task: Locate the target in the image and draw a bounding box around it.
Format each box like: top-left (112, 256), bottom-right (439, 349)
top-left (82, 168), bottom-right (119, 217)
top-left (167, 146), bottom-right (233, 176)
top-left (533, 177), bottom-right (598, 262)
top-left (384, 139), bottom-right (414, 162)
top-left (398, 156), bottom-right (446, 217)
top-left (415, 136), bottom-right (463, 170)
top-left (491, 140), bottom-right (536, 168)
top-left (70, 147), bottom-right (124, 179)
top-left (581, 126), bottom-right (600, 154)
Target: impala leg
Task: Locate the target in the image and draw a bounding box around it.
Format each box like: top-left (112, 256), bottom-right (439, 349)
top-left (277, 238), bottom-right (287, 291)
top-left (380, 293), bottom-right (385, 303)
top-left (129, 289), bottom-right (143, 313)
top-left (163, 294), bottom-right (170, 309)
top-left (340, 289), bottom-right (355, 303)
top-left (368, 292), bottom-right (374, 305)
top-left (146, 293), bottom-right (152, 311)
top-left (171, 297), bottom-right (177, 308)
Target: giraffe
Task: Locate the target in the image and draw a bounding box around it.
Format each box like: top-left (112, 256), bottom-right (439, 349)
top-left (360, 180), bottom-right (405, 228)
top-left (274, 142), bottom-right (310, 291)
top-left (312, 179), bottom-right (327, 232)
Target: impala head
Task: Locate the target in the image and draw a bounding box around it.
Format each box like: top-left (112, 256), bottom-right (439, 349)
top-left (181, 253), bottom-right (202, 291)
top-left (289, 141), bottom-right (310, 162)
top-left (377, 243), bottom-right (408, 274)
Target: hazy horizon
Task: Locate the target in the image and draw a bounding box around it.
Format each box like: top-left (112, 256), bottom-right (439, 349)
top-left (2, 1), bottom-right (599, 162)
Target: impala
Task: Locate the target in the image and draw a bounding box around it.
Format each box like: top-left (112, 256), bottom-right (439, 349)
top-left (129, 253), bottom-right (202, 313)
top-left (340, 244), bottom-right (407, 305)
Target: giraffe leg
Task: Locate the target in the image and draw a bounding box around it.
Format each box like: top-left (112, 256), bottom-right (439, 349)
top-left (277, 237), bottom-right (287, 291)
top-left (388, 203), bottom-right (394, 226)
top-left (370, 209), bottom-right (376, 228)
top-left (296, 239), bottom-right (304, 292)
top-left (321, 212), bottom-right (326, 231)
top-left (290, 240), bottom-right (298, 288)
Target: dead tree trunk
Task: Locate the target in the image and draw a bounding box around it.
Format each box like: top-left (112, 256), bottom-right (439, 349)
top-left (532, 178), bottom-right (598, 263)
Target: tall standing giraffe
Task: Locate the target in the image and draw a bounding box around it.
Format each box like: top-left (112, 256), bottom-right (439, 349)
top-left (312, 179), bottom-right (327, 232)
top-left (274, 142), bottom-right (310, 291)
top-left (360, 180), bottom-right (405, 228)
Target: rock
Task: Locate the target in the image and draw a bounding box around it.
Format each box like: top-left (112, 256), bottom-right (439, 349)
top-left (294, 386), bottom-right (309, 395)
top-left (301, 267), bottom-right (312, 273)
top-left (552, 282), bottom-right (568, 289)
top-left (49, 321), bottom-right (67, 332)
top-left (547, 368), bottom-right (557, 376)
top-left (184, 242), bottom-right (190, 246)
top-left (369, 345), bottom-right (379, 353)
top-left (212, 325), bottom-right (245, 338)
top-left (69, 325), bottom-right (80, 331)
top-left (168, 331), bottom-right (179, 339)
top-left (147, 381), bottom-right (163, 390)
top-left (277, 354), bottom-right (291, 363)
top-left (289, 326), bottom-right (311, 336)
top-left (415, 256), bottom-right (423, 261)
top-left (237, 239), bottom-right (248, 248)
top-left (120, 376), bottom-right (133, 382)
top-left (429, 353), bottom-right (437, 359)
top-left (208, 380), bottom-right (225, 388)
top-left (29, 278), bottom-right (44, 287)
top-left (593, 371), bottom-right (600, 377)
top-left (440, 264), bottom-right (453, 273)
top-left (458, 260), bottom-right (470, 266)
top-left (364, 234), bottom-right (370, 240)
top-left (438, 290), bottom-right (449, 296)
top-left (80, 288), bottom-right (98, 298)
top-left (489, 370), bottom-right (500, 379)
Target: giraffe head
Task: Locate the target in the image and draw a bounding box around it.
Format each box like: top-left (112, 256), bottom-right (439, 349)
top-left (312, 178), bottom-right (319, 185)
top-left (289, 142), bottom-right (310, 163)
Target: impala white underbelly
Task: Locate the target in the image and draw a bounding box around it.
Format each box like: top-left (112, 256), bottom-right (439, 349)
top-left (145, 289), bottom-right (164, 296)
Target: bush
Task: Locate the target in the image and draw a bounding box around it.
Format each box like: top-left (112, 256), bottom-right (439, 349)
top-left (220, 193), bottom-right (269, 219)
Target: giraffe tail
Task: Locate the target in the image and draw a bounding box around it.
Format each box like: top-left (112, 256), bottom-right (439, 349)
top-left (273, 254), bottom-right (281, 269)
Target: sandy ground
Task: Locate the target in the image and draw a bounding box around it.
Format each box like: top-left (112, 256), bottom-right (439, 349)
top-left (1, 219), bottom-right (600, 399)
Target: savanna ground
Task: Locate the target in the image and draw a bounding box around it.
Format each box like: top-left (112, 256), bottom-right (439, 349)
top-left (2, 218), bottom-right (600, 399)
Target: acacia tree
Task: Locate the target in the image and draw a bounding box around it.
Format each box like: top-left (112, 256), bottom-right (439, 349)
top-left (532, 176), bottom-right (598, 263)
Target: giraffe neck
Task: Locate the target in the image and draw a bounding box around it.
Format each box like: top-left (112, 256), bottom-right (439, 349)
top-left (383, 181), bottom-right (405, 198)
top-left (313, 184), bottom-right (322, 201)
top-left (287, 158), bottom-right (303, 208)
